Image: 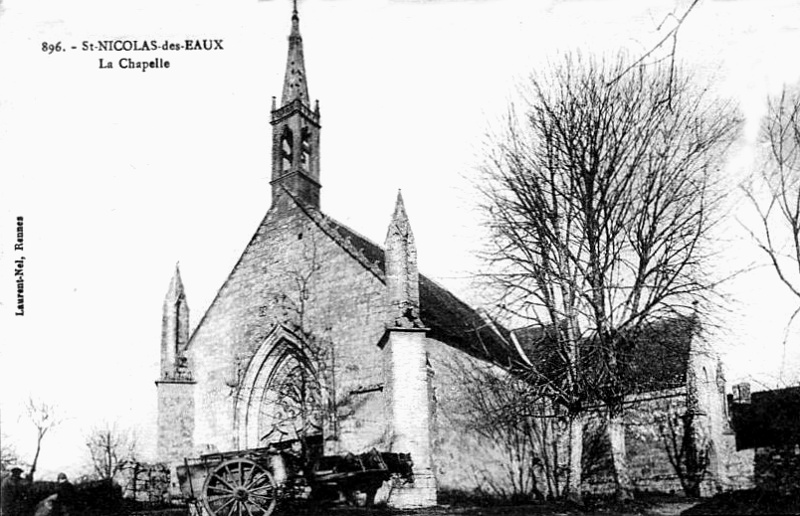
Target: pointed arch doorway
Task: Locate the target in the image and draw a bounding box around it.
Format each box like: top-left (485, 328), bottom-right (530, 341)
top-left (235, 326), bottom-right (324, 451)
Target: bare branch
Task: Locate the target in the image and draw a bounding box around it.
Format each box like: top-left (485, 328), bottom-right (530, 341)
top-left (85, 422), bottom-right (137, 480)
top-left (607, 0), bottom-right (701, 86)
top-left (745, 85), bottom-right (800, 303)
top-left (24, 397), bottom-right (61, 479)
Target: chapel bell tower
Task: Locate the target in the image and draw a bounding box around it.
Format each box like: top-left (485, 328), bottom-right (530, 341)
top-left (270, 1), bottom-right (321, 212)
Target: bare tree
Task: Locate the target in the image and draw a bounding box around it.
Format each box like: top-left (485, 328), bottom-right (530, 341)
top-left (85, 423), bottom-right (137, 480)
top-left (479, 53), bottom-right (740, 500)
top-left (1, 433), bottom-right (25, 472)
top-left (743, 86), bottom-right (800, 364)
top-left (25, 397), bottom-right (60, 479)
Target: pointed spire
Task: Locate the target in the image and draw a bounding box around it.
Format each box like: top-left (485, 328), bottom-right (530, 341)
top-left (387, 191), bottom-right (413, 242)
top-left (270, 0), bottom-right (321, 212)
top-left (385, 191), bottom-right (423, 328)
top-left (162, 263), bottom-right (190, 379)
top-left (281, 0), bottom-right (310, 106)
top-left (166, 262), bottom-right (185, 301)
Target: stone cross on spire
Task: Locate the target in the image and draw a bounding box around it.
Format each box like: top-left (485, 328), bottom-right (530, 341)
top-left (281, 0), bottom-right (309, 106)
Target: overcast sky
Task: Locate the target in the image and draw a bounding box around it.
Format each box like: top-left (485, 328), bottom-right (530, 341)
top-left (1, 0), bottom-right (800, 479)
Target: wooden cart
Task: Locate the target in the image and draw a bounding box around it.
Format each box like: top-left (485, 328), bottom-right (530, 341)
top-left (176, 445), bottom-right (412, 516)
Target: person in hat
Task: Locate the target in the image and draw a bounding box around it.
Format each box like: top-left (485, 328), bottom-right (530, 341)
top-left (1, 467), bottom-right (30, 516)
top-left (54, 473), bottom-right (75, 516)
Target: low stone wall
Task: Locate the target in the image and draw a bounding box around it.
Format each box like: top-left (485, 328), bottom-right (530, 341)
top-left (716, 431), bottom-right (754, 491)
top-left (583, 391), bottom-right (754, 496)
top-left (754, 445), bottom-right (800, 494)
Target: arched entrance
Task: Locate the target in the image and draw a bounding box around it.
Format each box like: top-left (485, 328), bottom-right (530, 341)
top-left (258, 351), bottom-right (322, 444)
top-left (234, 326), bottom-right (323, 450)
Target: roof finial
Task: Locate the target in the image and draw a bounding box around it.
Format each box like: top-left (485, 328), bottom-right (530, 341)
top-left (282, 0), bottom-right (308, 105)
top-left (392, 190), bottom-right (408, 225)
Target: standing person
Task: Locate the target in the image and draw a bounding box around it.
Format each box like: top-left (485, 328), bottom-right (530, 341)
top-left (54, 473), bottom-right (75, 516)
top-left (1, 467), bottom-right (29, 516)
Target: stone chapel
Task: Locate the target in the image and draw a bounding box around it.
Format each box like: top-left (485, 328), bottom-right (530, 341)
top-left (155, 3), bottom-right (754, 505)
top-left (154, 4), bottom-right (515, 507)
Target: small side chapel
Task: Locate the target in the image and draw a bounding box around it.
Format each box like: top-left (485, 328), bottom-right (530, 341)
top-left (154, 4), bottom-right (513, 507)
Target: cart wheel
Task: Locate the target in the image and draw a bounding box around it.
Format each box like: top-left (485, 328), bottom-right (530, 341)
top-left (202, 458), bottom-right (278, 516)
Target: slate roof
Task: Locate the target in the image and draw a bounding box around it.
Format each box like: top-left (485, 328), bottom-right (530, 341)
top-left (613, 316), bottom-right (696, 392)
top-left (729, 386), bottom-right (800, 450)
top-left (510, 316), bottom-right (697, 395)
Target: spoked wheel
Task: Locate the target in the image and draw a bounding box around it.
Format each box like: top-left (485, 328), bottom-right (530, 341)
top-left (202, 458), bottom-right (278, 516)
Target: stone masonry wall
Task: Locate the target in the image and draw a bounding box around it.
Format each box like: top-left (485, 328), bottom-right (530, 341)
top-left (187, 203), bottom-right (390, 455)
top-left (718, 433), bottom-right (754, 491)
top-left (430, 348), bottom-right (711, 497)
top-left (586, 386), bottom-right (753, 495)
top-left (156, 381), bottom-right (195, 465)
top-left (428, 345), bottom-right (531, 495)
top-left (618, 390), bottom-right (688, 494)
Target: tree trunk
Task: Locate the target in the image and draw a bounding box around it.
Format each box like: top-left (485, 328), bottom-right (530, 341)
top-left (30, 434), bottom-right (43, 479)
top-left (608, 413), bottom-right (632, 501)
top-left (565, 413), bottom-right (584, 504)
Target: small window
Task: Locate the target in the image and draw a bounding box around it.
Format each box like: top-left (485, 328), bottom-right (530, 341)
top-left (281, 129), bottom-right (293, 172)
top-left (300, 128), bottom-right (312, 172)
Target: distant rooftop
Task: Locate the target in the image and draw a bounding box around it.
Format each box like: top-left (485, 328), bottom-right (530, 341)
top-left (730, 385), bottom-right (800, 450)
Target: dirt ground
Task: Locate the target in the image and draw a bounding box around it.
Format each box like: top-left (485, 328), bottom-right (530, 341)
top-left (371, 502), bottom-right (698, 516)
top-left (130, 493), bottom-right (703, 516)
top-left (259, 497), bottom-right (699, 516)
top-left (128, 489), bottom-right (800, 516)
